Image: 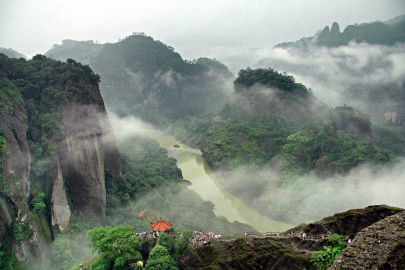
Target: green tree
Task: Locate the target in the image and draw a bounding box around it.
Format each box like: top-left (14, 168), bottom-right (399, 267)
top-left (50, 234), bottom-right (77, 270)
top-left (88, 226), bottom-right (142, 269)
top-left (173, 236), bottom-right (188, 259)
top-left (31, 192), bottom-right (46, 211)
top-left (156, 233), bottom-right (174, 253)
top-left (310, 234), bottom-right (348, 270)
top-left (145, 245), bottom-right (178, 270)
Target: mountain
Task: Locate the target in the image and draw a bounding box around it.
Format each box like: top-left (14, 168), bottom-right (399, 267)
top-left (0, 53), bottom-right (121, 262)
top-left (0, 52), bottom-right (253, 268)
top-left (261, 14), bottom-right (405, 158)
top-left (0, 48), bottom-right (27, 59)
top-left (45, 35), bottom-right (400, 225)
top-left (45, 34), bottom-right (234, 119)
top-left (275, 14), bottom-right (405, 48)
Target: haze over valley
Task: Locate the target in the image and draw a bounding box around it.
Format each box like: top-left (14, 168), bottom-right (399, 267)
top-left (1, 1), bottom-right (405, 269)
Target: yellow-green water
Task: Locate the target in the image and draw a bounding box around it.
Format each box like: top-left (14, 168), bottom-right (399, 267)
top-left (141, 127), bottom-right (292, 232)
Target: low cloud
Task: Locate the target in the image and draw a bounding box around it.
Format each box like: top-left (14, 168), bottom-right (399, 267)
top-left (217, 159), bottom-right (405, 225)
top-left (254, 42), bottom-right (405, 110)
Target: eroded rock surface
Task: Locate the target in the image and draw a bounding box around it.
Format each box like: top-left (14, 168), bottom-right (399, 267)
top-left (178, 237), bottom-right (317, 270)
top-left (289, 205), bottom-right (403, 238)
top-left (330, 210), bottom-right (405, 269)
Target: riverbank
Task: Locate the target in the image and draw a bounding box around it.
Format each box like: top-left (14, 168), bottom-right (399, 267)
top-left (141, 126), bottom-right (293, 232)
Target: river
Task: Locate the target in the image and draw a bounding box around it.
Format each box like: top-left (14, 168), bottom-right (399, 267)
top-left (141, 127), bottom-right (293, 232)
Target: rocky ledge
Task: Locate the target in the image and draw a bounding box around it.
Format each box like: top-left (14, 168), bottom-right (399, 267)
top-left (289, 205), bottom-right (403, 239)
top-left (330, 210), bottom-right (405, 269)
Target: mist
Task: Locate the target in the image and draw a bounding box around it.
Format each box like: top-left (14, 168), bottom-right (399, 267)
top-left (2, 1), bottom-right (405, 69)
top-left (107, 111), bottom-right (405, 227)
top-left (216, 159), bottom-right (405, 225)
top-left (255, 42), bottom-right (405, 113)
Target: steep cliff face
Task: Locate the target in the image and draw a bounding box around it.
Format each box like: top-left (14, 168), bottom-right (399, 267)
top-left (58, 104), bottom-right (106, 222)
top-left (0, 75), bottom-right (47, 260)
top-left (0, 54), bottom-right (122, 262)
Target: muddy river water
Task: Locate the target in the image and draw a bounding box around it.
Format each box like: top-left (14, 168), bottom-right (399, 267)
top-left (141, 127), bottom-right (292, 232)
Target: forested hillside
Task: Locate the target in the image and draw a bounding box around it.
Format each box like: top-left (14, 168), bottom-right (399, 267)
top-left (44, 31), bottom-right (403, 226)
top-left (0, 53), bottom-right (252, 268)
top-left (46, 34), bottom-right (233, 119)
top-left (262, 15), bottom-right (405, 158)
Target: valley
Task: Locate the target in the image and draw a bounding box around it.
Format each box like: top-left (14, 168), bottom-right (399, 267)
top-left (1, 6), bottom-right (405, 269)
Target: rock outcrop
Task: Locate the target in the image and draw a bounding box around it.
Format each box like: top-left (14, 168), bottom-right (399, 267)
top-left (0, 54), bottom-right (122, 261)
top-left (58, 104), bottom-right (107, 222)
top-left (289, 205), bottom-right (403, 239)
top-left (50, 156), bottom-right (71, 232)
top-left (0, 77), bottom-right (47, 260)
top-left (330, 210), bottom-right (405, 269)
top-left (178, 237), bottom-right (316, 270)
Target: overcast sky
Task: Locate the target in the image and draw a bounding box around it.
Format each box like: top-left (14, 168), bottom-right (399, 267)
top-left (1, 0), bottom-right (404, 71)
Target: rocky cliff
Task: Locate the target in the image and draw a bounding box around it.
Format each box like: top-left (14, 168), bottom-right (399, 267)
top-left (0, 53), bottom-right (121, 262)
top-left (178, 237), bottom-right (316, 270)
top-left (177, 205), bottom-right (404, 270)
top-left (289, 205), bottom-right (403, 239)
top-left (0, 74), bottom-right (47, 261)
top-left (330, 210), bottom-right (405, 269)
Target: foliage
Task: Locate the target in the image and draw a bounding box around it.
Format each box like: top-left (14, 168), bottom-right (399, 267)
top-left (283, 127), bottom-right (393, 172)
top-left (30, 192), bottom-right (46, 211)
top-left (310, 234), bottom-right (347, 270)
top-left (173, 236), bottom-right (189, 259)
top-left (156, 233), bottom-right (174, 253)
top-left (145, 245), bottom-right (178, 270)
top-left (12, 221), bottom-right (32, 242)
top-left (0, 243), bottom-right (15, 270)
top-left (203, 113), bottom-right (294, 168)
top-left (82, 33), bottom-right (229, 118)
top-left (50, 234), bottom-right (77, 270)
top-left (106, 135), bottom-right (183, 210)
top-left (88, 226), bottom-right (142, 269)
top-left (234, 67), bottom-right (308, 96)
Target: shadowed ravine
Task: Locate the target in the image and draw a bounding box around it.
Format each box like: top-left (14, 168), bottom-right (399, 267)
top-left (141, 127), bottom-right (292, 232)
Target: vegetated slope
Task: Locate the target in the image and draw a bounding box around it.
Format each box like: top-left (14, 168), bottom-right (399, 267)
top-left (275, 14), bottom-right (405, 49)
top-left (200, 68), bottom-right (397, 225)
top-left (270, 14), bottom-right (405, 157)
top-left (203, 68), bottom-right (393, 171)
top-left (45, 34), bottom-right (401, 225)
top-left (45, 34), bottom-right (234, 119)
top-left (0, 53), bottom-right (122, 265)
